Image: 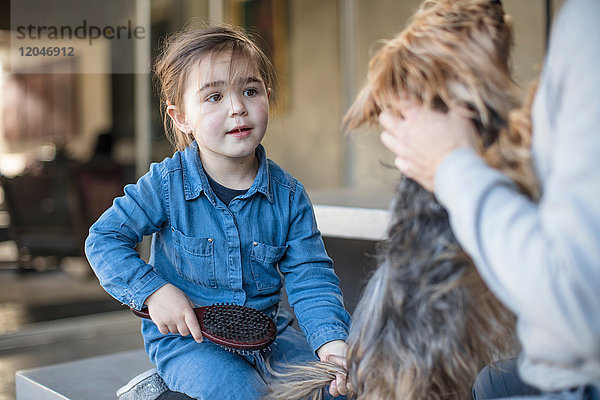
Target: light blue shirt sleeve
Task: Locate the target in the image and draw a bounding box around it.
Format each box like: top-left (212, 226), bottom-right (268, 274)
top-left (433, 0), bottom-right (600, 388)
top-left (278, 183), bottom-right (350, 352)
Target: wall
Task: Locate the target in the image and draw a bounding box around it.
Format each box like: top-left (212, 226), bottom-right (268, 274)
top-left (262, 0), bottom-right (560, 196)
top-left (262, 0), bottom-right (344, 190)
top-left (0, 0), bottom-right (564, 189)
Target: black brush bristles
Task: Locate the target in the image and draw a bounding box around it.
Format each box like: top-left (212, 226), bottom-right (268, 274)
top-left (202, 304), bottom-right (274, 343)
top-left (196, 303), bottom-right (277, 352)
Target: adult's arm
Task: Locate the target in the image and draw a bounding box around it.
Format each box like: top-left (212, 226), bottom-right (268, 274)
top-left (435, 0), bottom-right (600, 357)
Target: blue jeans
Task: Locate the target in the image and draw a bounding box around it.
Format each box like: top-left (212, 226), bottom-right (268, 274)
top-left (473, 358), bottom-right (599, 400)
top-left (150, 310), bottom-right (344, 400)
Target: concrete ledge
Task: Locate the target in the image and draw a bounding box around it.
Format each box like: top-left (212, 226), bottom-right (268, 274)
top-left (310, 189), bottom-right (392, 241)
top-left (16, 348), bottom-right (152, 400)
top-left (0, 310), bottom-right (140, 352)
top-left (314, 204), bottom-right (390, 241)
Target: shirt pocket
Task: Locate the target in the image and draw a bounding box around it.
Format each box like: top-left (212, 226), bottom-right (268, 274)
top-left (249, 242), bottom-right (287, 291)
top-left (172, 228), bottom-right (217, 288)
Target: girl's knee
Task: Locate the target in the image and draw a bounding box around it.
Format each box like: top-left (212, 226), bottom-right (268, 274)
top-left (157, 341), bottom-right (266, 399)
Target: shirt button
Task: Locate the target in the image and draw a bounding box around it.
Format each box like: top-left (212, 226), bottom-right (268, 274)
top-left (208, 238), bottom-right (213, 243)
top-left (253, 242), bottom-right (258, 246)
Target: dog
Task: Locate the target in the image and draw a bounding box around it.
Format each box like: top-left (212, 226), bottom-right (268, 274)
top-left (265, 1), bottom-right (538, 399)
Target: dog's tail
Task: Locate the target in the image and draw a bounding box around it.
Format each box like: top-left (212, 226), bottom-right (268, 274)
top-left (265, 360), bottom-right (348, 400)
top-left (263, 262), bottom-right (395, 400)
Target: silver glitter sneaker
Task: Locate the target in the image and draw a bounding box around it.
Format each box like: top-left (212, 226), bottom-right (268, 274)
top-left (116, 368), bottom-right (169, 400)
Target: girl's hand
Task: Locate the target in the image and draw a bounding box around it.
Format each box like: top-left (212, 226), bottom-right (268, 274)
top-left (317, 340), bottom-right (349, 397)
top-left (144, 283), bottom-right (203, 343)
top-left (378, 102), bottom-right (476, 192)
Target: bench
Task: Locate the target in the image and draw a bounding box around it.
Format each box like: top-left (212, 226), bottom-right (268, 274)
top-left (16, 348), bottom-right (152, 400)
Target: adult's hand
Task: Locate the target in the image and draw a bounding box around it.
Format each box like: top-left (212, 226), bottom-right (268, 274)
top-left (378, 102), bottom-right (477, 191)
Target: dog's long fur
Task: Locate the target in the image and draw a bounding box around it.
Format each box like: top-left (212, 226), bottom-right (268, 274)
top-left (265, 1), bottom-right (538, 399)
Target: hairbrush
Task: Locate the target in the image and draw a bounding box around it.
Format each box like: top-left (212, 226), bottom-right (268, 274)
top-left (131, 303), bottom-right (277, 353)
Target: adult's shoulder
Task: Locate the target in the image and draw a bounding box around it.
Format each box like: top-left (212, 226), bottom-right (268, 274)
top-left (552, 0), bottom-right (600, 44)
top-left (543, 0), bottom-right (600, 96)
top-left (559, 0), bottom-right (600, 20)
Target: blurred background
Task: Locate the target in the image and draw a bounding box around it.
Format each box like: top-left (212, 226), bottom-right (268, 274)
top-left (0, 0), bottom-right (563, 398)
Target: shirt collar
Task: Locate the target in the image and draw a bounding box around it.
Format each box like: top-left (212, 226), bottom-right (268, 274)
top-left (181, 142), bottom-right (273, 203)
top-left (249, 144), bottom-right (273, 202)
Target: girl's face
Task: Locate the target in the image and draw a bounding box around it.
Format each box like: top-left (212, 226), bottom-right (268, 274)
top-left (173, 51), bottom-right (270, 161)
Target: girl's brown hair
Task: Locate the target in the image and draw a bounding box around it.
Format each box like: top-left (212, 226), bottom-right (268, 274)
top-left (154, 24), bottom-right (278, 151)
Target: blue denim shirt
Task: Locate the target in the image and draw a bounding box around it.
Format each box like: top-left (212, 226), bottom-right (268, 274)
top-left (85, 143), bottom-right (350, 351)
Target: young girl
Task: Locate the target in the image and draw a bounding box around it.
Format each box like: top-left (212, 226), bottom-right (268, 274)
top-left (85, 24), bottom-right (350, 399)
